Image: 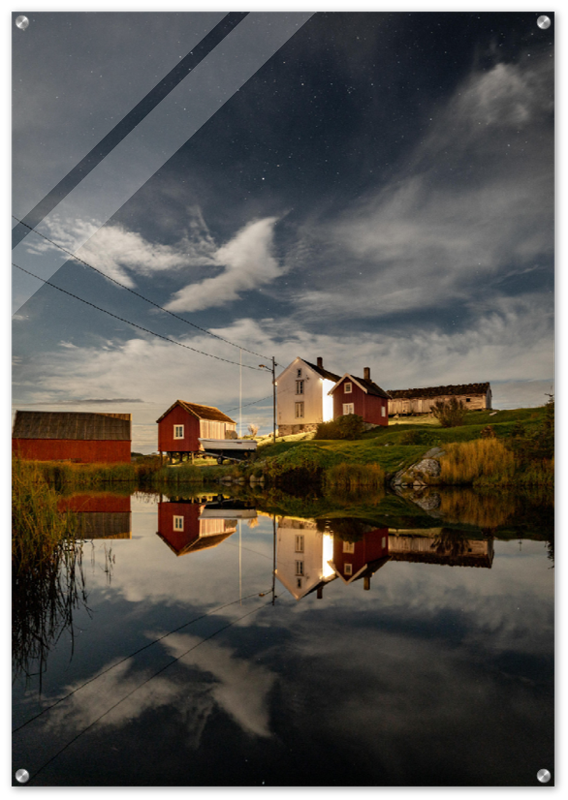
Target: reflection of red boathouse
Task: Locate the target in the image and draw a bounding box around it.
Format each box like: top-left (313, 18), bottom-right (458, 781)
top-left (157, 499), bottom-right (237, 556)
top-left (57, 493), bottom-right (132, 538)
top-left (329, 527), bottom-right (390, 590)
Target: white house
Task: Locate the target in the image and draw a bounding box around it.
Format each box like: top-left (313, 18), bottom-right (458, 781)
top-left (274, 518), bottom-right (336, 600)
top-left (276, 356), bottom-right (341, 435)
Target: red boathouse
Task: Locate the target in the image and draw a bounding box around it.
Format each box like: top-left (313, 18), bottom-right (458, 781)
top-left (157, 400), bottom-right (237, 460)
top-left (328, 367), bottom-right (390, 426)
top-left (12, 411), bottom-right (131, 463)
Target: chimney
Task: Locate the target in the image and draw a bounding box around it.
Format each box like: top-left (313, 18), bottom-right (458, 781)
top-left (317, 356), bottom-right (323, 369)
top-left (364, 367), bottom-right (371, 381)
top-left (316, 586), bottom-right (323, 599)
top-left (364, 576), bottom-right (371, 591)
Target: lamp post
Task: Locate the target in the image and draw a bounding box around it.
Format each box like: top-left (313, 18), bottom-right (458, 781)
top-left (259, 356), bottom-right (277, 444)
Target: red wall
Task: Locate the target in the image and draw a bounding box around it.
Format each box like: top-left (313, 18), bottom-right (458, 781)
top-left (158, 406), bottom-right (201, 452)
top-left (58, 494), bottom-right (131, 513)
top-left (332, 380), bottom-right (388, 426)
top-left (332, 528), bottom-right (389, 579)
top-left (12, 439), bottom-right (130, 463)
top-left (157, 502), bottom-right (202, 553)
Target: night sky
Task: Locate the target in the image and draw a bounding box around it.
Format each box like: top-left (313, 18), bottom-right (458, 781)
top-left (12, 9), bottom-right (554, 450)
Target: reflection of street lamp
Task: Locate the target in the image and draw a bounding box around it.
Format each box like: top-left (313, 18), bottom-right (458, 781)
top-left (259, 357), bottom-right (277, 444)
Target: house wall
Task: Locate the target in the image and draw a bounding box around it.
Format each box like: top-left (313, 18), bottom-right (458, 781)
top-left (331, 529), bottom-right (389, 581)
top-left (277, 359), bottom-right (327, 433)
top-left (332, 380), bottom-right (388, 426)
top-left (158, 501), bottom-right (202, 553)
top-left (12, 438), bottom-right (130, 463)
top-left (158, 406), bottom-right (201, 452)
top-left (388, 390), bottom-right (491, 416)
top-left (275, 519), bottom-right (335, 599)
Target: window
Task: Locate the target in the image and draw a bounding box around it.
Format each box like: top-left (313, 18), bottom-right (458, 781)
top-left (296, 578), bottom-right (302, 589)
top-left (295, 535), bottom-right (305, 553)
top-left (382, 536), bottom-right (386, 548)
top-left (173, 516), bottom-right (184, 531)
top-left (466, 398), bottom-right (471, 403)
top-left (343, 541), bottom-right (355, 553)
top-left (295, 561), bottom-right (304, 576)
top-left (344, 563), bottom-right (353, 575)
top-left (295, 402), bottom-right (304, 418)
top-left (381, 406), bottom-right (386, 417)
top-left (297, 368), bottom-right (302, 378)
top-left (173, 424), bottom-right (184, 439)
top-left (343, 403), bottom-right (354, 415)
top-left (296, 380), bottom-right (304, 395)
top-left (344, 382), bottom-right (352, 394)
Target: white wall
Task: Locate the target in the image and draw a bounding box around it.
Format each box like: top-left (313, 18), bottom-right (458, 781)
top-left (276, 358), bottom-right (326, 426)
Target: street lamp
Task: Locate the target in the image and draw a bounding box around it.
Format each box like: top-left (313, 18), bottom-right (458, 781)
top-left (259, 357), bottom-right (277, 444)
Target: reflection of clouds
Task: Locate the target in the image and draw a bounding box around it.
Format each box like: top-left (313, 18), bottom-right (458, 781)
top-left (40, 629), bottom-right (275, 756)
top-left (162, 634), bottom-right (275, 738)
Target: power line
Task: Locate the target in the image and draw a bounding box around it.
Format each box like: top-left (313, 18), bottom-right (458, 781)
top-left (12, 215), bottom-right (272, 361)
top-left (13, 262), bottom-right (264, 371)
top-left (12, 589), bottom-right (270, 735)
top-left (26, 599), bottom-right (272, 784)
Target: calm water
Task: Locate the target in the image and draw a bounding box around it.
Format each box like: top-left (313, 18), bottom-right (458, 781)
top-left (12, 489), bottom-right (554, 787)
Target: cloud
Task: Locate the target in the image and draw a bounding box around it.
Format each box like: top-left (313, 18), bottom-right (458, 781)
top-left (24, 207), bottom-right (217, 288)
top-left (286, 56), bottom-right (553, 322)
top-left (165, 217), bottom-right (281, 312)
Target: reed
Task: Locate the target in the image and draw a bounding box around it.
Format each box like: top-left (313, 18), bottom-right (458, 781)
top-left (12, 458), bottom-right (77, 566)
top-left (440, 439), bottom-right (515, 485)
top-left (324, 462), bottom-right (385, 490)
top-left (439, 439), bottom-right (553, 486)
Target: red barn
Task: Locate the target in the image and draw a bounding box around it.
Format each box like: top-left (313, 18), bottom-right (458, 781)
top-left (12, 411), bottom-right (131, 463)
top-left (328, 367), bottom-right (390, 426)
top-left (156, 400), bottom-right (236, 460)
top-left (57, 493), bottom-right (132, 539)
top-left (329, 527), bottom-right (390, 590)
top-left (157, 499), bottom-right (237, 556)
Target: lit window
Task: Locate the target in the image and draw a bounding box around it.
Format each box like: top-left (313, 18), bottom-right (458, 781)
top-left (343, 541), bottom-right (355, 553)
top-left (174, 424), bottom-right (184, 439)
top-left (344, 563), bottom-right (353, 575)
top-left (295, 402), bottom-right (304, 418)
top-left (345, 382), bottom-right (352, 394)
top-left (295, 535), bottom-right (305, 553)
top-left (296, 380), bottom-right (304, 395)
top-left (173, 516), bottom-right (184, 531)
top-left (295, 561), bottom-right (304, 576)
top-left (343, 403), bottom-right (354, 415)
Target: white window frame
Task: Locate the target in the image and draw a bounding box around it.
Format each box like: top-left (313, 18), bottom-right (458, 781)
top-left (173, 424), bottom-right (184, 439)
top-left (343, 403), bottom-right (355, 415)
top-left (295, 402), bottom-right (305, 419)
top-left (173, 515), bottom-right (184, 531)
top-left (295, 535), bottom-right (305, 553)
top-left (295, 561), bottom-right (304, 576)
top-left (344, 382), bottom-right (352, 394)
top-left (381, 406), bottom-right (386, 417)
top-left (344, 563), bottom-right (353, 575)
top-left (343, 541), bottom-right (355, 553)
top-left (296, 380), bottom-right (304, 395)
top-left (382, 536), bottom-right (386, 548)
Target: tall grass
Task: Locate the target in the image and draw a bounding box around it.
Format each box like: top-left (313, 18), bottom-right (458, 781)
top-left (12, 458), bottom-right (78, 566)
top-left (324, 462), bottom-right (385, 491)
top-left (12, 458), bottom-right (87, 684)
top-left (439, 439), bottom-right (553, 486)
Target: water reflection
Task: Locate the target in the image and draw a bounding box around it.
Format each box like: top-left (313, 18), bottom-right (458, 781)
top-left (58, 493), bottom-right (132, 539)
top-left (12, 487), bottom-right (554, 786)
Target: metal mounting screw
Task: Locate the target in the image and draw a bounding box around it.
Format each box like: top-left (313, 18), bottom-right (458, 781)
top-left (15, 769), bottom-right (29, 784)
top-left (15, 15), bottom-right (29, 30)
top-left (537, 15), bottom-right (551, 30)
top-left (537, 769), bottom-right (551, 783)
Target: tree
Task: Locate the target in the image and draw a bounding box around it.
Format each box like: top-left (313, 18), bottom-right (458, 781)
top-left (248, 423), bottom-right (259, 437)
top-left (430, 397), bottom-right (466, 427)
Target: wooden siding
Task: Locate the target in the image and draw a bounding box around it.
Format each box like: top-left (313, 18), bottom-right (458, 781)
top-left (157, 501), bottom-right (236, 556)
top-left (332, 528), bottom-right (389, 581)
top-left (387, 384), bottom-right (492, 415)
top-left (158, 405), bottom-right (236, 452)
top-left (158, 405), bottom-right (201, 452)
top-left (12, 438), bottom-right (130, 463)
top-left (332, 379), bottom-right (388, 426)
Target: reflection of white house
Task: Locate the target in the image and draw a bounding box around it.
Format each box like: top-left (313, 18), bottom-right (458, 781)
top-left (276, 357), bottom-right (341, 436)
top-left (275, 518), bottom-right (336, 600)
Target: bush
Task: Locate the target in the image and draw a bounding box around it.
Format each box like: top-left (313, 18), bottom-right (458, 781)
top-left (314, 414), bottom-right (366, 440)
top-left (431, 398), bottom-right (467, 427)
